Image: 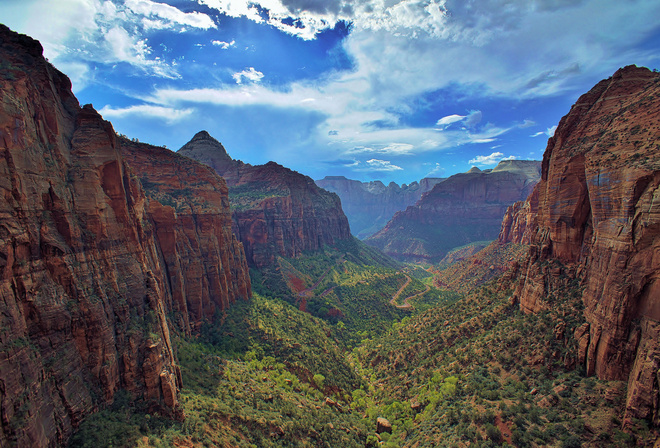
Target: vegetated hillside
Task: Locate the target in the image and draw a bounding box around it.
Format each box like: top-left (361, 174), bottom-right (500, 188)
top-left (433, 242), bottom-right (529, 294)
top-left (316, 176), bottom-right (445, 239)
top-left (69, 293), bottom-right (372, 447)
top-left (355, 265), bottom-right (658, 447)
top-left (178, 131), bottom-right (351, 267)
top-left (366, 160), bottom-right (541, 262)
top-left (0, 25), bottom-right (250, 447)
top-left (251, 237), bottom-right (456, 345)
top-left (500, 65), bottom-right (660, 430)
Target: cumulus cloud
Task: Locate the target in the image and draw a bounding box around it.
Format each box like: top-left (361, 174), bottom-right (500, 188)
top-left (99, 104), bottom-right (194, 123)
top-left (1, 0), bottom-right (218, 85)
top-left (212, 39), bottom-right (236, 49)
top-left (232, 67), bottom-right (265, 84)
top-left (468, 152), bottom-right (517, 166)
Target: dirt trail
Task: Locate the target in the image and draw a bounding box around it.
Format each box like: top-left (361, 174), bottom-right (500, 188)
top-left (297, 256), bottom-right (344, 298)
top-left (389, 274), bottom-right (430, 309)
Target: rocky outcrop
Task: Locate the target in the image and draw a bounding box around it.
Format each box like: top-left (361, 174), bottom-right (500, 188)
top-left (0, 26), bottom-right (250, 446)
top-left (179, 132), bottom-right (351, 267)
top-left (366, 160), bottom-right (541, 261)
top-left (500, 66), bottom-right (660, 426)
top-left (315, 176), bottom-right (445, 239)
top-left (120, 140), bottom-right (251, 333)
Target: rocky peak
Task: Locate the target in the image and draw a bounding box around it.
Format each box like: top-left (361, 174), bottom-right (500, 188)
top-left (178, 130), bottom-right (232, 167)
top-left (179, 133), bottom-right (351, 267)
top-left (467, 166), bottom-right (482, 173)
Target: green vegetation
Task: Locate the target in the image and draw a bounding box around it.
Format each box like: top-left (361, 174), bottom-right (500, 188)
top-left (69, 240), bottom-right (654, 447)
top-left (228, 182), bottom-right (290, 211)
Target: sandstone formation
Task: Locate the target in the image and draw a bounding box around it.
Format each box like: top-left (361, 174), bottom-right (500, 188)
top-left (367, 160), bottom-right (541, 261)
top-left (0, 26), bottom-right (250, 446)
top-left (178, 131), bottom-right (351, 267)
top-left (499, 66), bottom-right (660, 426)
top-left (315, 175), bottom-right (445, 239)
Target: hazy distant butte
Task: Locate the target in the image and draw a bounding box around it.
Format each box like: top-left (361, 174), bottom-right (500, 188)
top-left (316, 176), bottom-right (445, 239)
top-left (366, 159), bottom-right (542, 261)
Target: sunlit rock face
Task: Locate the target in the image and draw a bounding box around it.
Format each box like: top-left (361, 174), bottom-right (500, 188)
top-left (0, 25), bottom-right (250, 446)
top-left (179, 131), bottom-right (351, 268)
top-left (367, 160), bottom-right (541, 262)
top-left (315, 175), bottom-right (445, 239)
top-left (500, 65), bottom-right (660, 426)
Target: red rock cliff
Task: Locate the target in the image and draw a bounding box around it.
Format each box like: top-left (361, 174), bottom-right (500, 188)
top-left (315, 175), bottom-right (445, 239)
top-left (178, 132), bottom-right (351, 267)
top-left (367, 160), bottom-right (541, 261)
top-left (0, 26), bottom-right (250, 446)
top-left (501, 66), bottom-right (660, 426)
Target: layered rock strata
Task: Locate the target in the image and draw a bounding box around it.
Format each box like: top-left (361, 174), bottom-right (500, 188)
top-left (0, 26), bottom-right (250, 446)
top-left (315, 176), bottom-right (445, 239)
top-left (179, 131), bottom-right (351, 267)
top-left (500, 66), bottom-right (660, 426)
top-left (367, 160), bottom-right (541, 261)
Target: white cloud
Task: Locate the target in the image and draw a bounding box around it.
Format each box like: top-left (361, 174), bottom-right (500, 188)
top-left (99, 104), bottom-right (193, 123)
top-left (362, 159), bottom-right (403, 171)
top-left (468, 152), bottom-right (517, 166)
top-left (125, 0), bottom-right (216, 30)
top-left (232, 67), bottom-right (265, 84)
top-left (436, 114), bottom-right (466, 127)
top-left (212, 39), bottom-right (236, 49)
top-left (530, 125), bottom-right (557, 137)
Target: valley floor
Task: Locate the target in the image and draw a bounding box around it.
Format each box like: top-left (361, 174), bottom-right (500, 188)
top-left (69, 242), bottom-right (658, 448)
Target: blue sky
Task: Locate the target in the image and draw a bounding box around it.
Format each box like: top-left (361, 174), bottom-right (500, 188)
top-left (3, 0), bottom-right (660, 184)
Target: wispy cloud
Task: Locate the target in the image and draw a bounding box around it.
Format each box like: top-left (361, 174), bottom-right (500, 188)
top-left (99, 104), bottom-right (193, 123)
top-left (531, 125), bottom-right (558, 137)
top-left (361, 159), bottom-right (403, 171)
top-left (125, 0), bottom-right (216, 30)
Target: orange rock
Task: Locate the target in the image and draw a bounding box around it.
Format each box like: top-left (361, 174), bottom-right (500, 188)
top-left (0, 25), bottom-right (251, 446)
top-left (179, 132), bottom-right (351, 267)
top-left (500, 65), bottom-right (660, 425)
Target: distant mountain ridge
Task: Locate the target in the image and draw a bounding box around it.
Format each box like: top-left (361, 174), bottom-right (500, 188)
top-left (366, 159), bottom-right (542, 261)
top-left (315, 175), bottom-right (445, 238)
top-left (179, 131), bottom-right (351, 267)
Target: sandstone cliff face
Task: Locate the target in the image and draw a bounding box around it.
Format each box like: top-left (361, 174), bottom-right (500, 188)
top-left (367, 160), bottom-right (541, 261)
top-left (0, 26), bottom-right (250, 446)
top-left (500, 66), bottom-right (660, 426)
top-left (121, 140), bottom-right (251, 333)
top-left (315, 176), bottom-right (445, 239)
top-left (179, 132), bottom-right (351, 267)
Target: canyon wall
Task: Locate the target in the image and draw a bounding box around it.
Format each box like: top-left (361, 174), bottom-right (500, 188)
top-left (367, 160), bottom-right (541, 261)
top-left (0, 26), bottom-right (250, 446)
top-left (179, 131), bottom-right (351, 267)
top-left (500, 65), bottom-right (660, 426)
top-left (315, 175), bottom-right (445, 239)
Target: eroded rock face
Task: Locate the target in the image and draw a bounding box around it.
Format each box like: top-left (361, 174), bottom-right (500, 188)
top-left (0, 26), bottom-right (250, 446)
top-left (121, 140), bottom-right (251, 333)
top-left (366, 160), bottom-right (541, 262)
top-left (315, 176), bottom-right (445, 239)
top-left (179, 132), bottom-right (351, 267)
top-left (501, 66), bottom-right (660, 425)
